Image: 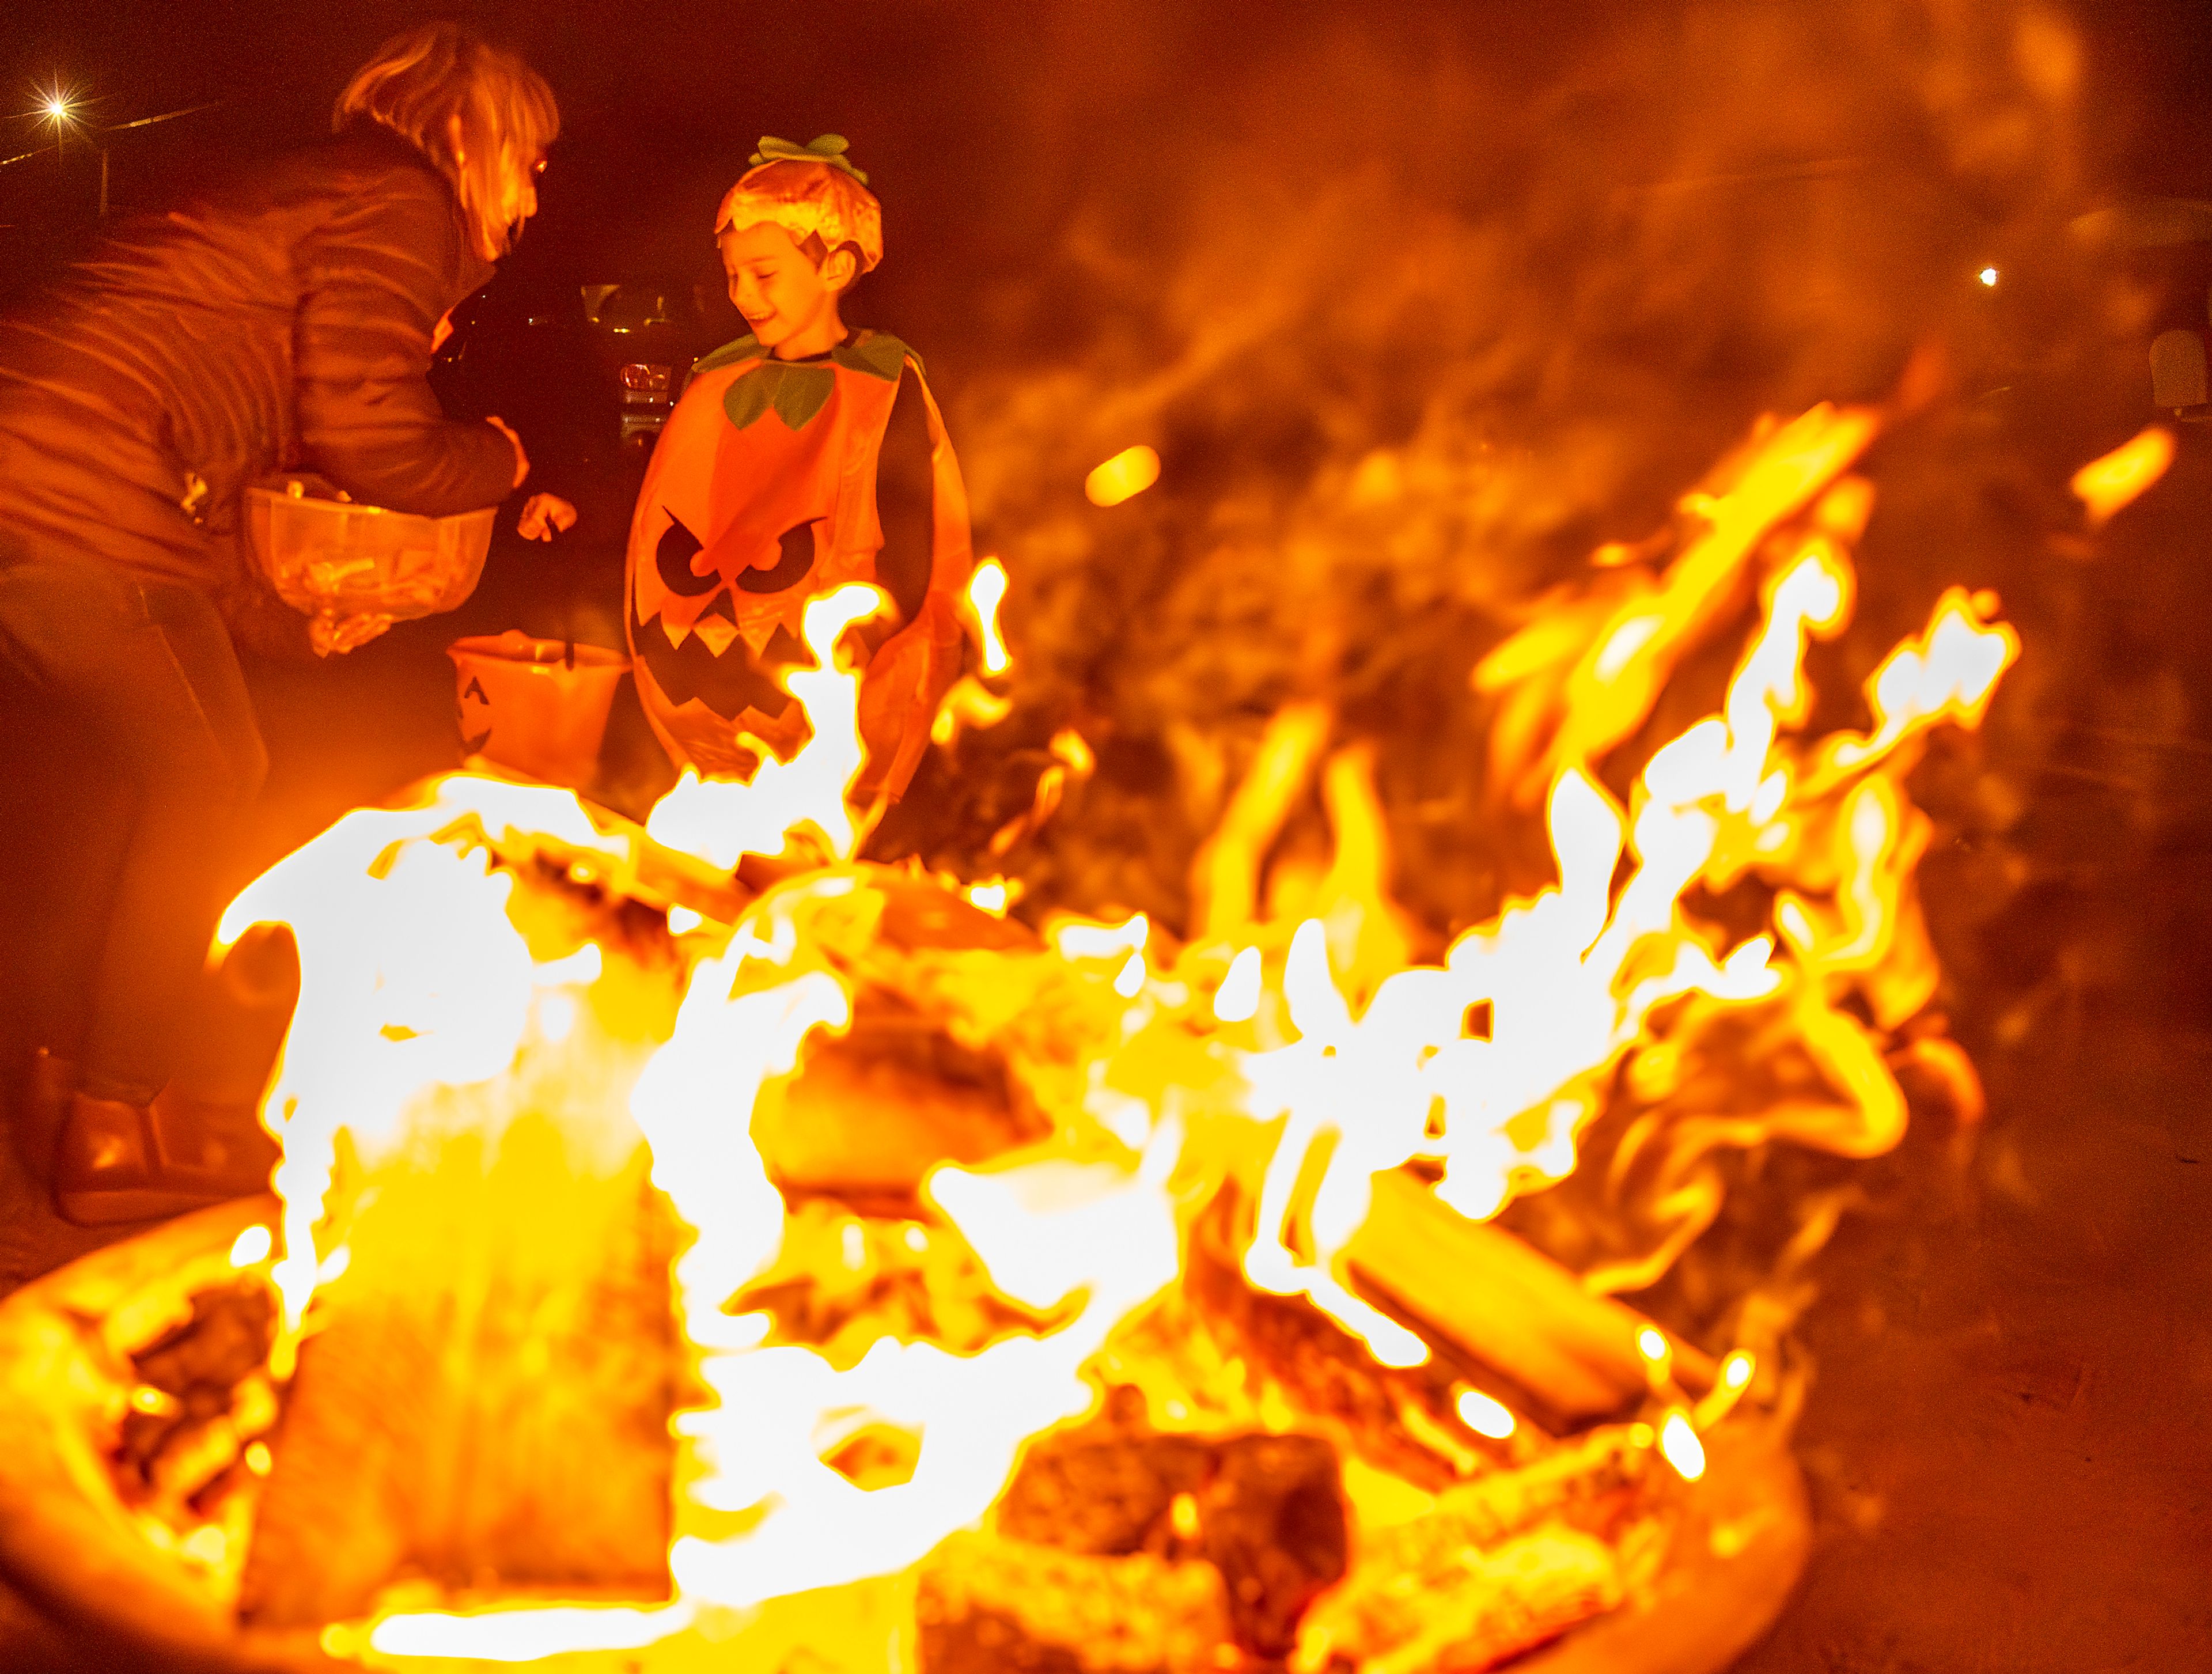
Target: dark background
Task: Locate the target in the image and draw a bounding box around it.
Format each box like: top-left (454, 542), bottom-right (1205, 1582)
top-left (4, 2), bottom-right (2211, 1669)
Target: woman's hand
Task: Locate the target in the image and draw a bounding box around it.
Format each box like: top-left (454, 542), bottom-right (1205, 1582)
top-left (485, 415), bottom-right (529, 490)
top-left (516, 493), bottom-right (578, 543)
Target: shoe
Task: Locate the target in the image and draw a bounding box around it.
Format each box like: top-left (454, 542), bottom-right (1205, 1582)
top-left (10, 1048), bottom-right (77, 1189)
top-left (52, 1088), bottom-right (278, 1227)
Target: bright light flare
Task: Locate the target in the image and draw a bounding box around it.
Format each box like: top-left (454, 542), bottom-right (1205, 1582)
top-left (35, 86), bottom-right (79, 130)
top-left (357, 1604), bottom-right (695, 1662)
top-left (1213, 946), bottom-right (1262, 1022)
top-left (227, 1224), bottom-right (272, 1268)
top-left (1085, 445), bottom-right (1161, 507)
top-left (965, 559), bottom-right (1011, 675)
top-left (1658, 1410), bottom-right (1707, 1481)
top-left (1976, 266), bottom-right (1998, 287)
top-left (1455, 1388), bottom-right (1516, 1440)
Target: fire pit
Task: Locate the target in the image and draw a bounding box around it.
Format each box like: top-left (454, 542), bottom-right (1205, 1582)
top-left (0, 400), bottom-right (2100, 1672)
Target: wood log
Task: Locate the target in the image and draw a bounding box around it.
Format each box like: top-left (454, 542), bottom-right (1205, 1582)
top-left (916, 1531), bottom-right (1231, 1674)
top-left (1351, 1426), bottom-right (1652, 1575)
top-left (1294, 1433), bottom-right (1656, 1673)
top-left (1344, 1171), bottom-right (1716, 1419)
top-left (238, 1106), bottom-right (679, 1628)
top-left (1298, 1524), bottom-right (1625, 1674)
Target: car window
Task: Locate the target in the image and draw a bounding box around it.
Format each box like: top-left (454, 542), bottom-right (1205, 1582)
top-left (594, 283), bottom-right (688, 331)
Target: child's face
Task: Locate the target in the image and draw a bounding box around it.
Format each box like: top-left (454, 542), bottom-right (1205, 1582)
top-left (720, 223), bottom-right (840, 351)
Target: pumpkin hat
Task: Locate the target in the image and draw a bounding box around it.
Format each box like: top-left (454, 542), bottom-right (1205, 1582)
top-left (714, 134), bottom-right (883, 275)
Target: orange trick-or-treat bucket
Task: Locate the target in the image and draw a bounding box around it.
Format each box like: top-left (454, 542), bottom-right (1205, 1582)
top-left (447, 631), bottom-right (629, 789)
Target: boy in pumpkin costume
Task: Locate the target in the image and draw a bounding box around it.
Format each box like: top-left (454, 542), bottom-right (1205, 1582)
top-left (624, 134), bottom-right (972, 805)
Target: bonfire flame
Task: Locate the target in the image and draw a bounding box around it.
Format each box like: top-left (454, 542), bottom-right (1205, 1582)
top-left (217, 400), bottom-right (2025, 1664)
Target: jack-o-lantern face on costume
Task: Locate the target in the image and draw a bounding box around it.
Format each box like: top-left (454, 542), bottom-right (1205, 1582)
top-left (626, 330), bottom-right (914, 779)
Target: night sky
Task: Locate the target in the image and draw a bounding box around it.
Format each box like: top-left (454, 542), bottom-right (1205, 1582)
top-left (6, 1), bottom-right (2212, 305)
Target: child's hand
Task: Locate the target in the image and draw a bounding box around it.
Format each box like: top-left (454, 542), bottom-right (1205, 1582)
top-left (517, 493), bottom-right (578, 543)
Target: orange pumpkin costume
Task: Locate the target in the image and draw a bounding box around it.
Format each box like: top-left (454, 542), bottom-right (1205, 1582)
top-left (625, 138), bottom-right (972, 804)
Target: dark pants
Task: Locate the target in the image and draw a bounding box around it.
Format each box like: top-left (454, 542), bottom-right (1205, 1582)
top-left (0, 550), bottom-right (267, 1105)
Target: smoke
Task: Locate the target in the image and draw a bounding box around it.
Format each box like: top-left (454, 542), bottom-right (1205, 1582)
top-left (875, 0), bottom-right (2146, 956)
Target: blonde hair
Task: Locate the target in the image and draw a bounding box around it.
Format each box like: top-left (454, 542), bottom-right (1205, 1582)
top-left (334, 23), bottom-right (559, 259)
top-left (715, 158), bottom-right (884, 277)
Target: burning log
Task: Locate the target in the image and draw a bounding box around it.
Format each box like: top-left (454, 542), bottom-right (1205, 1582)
top-left (992, 1397), bottom-right (1350, 1661)
top-left (755, 986), bottom-right (1047, 1204)
top-left (1298, 1524), bottom-right (1627, 1674)
top-left (917, 1531), bottom-right (1231, 1674)
top-left (1344, 1170), bottom-right (1715, 1418)
top-left (1290, 1428), bottom-right (1657, 1673)
top-left (238, 1122), bottom-right (680, 1628)
top-left (1356, 1427), bottom-right (1652, 1569)
top-left (993, 1393), bottom-right (1214, 1556)
top-left (1200, 1433), bottom-right (1350, 1656)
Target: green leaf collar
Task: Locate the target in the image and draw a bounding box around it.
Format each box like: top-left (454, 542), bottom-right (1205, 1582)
top-left (706, 330), bottom-right (918, 432)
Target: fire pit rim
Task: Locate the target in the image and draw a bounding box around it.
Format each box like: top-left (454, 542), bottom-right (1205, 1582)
top-left (0, 1196), bottom-right (1810, 1674)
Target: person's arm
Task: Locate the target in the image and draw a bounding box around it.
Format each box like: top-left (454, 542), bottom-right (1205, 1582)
top-left (855, 364), bottom-right (972, 801)
top-left (872, 377), bottom-right (935, 627)
top-left (293, 169), bottom-right (521, 515)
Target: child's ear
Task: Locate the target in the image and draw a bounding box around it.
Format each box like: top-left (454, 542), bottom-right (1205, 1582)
top-left (822, 245), bottom-right (860, 294)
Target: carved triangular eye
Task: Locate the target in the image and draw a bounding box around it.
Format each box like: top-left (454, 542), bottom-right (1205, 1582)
top-left (461, 677), bottom-right (487, 702)
top-left (656, 510), bottom-right (718, 597)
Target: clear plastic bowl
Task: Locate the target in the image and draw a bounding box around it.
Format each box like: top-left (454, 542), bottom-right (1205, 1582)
top-left (247, 478), bottom-right (497, 656)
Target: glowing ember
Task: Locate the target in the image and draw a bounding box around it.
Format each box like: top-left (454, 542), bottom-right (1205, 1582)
top-left (2070, 425), bottom-right (2175, 528)
top-left (1085, 444), bottom-right (1161, 506)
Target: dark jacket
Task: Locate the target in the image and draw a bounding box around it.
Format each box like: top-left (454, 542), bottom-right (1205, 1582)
top-left (0, 123), bottom-right (516, 611)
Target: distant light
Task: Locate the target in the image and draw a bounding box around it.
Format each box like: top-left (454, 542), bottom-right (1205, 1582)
top-left (1723, 1351), bottom-right (1755, 1390)
top-left (1637, 1325), bottom-right (1670, 1364)
top-left (1085, 445), bottom-right (1160, 507)
top-left (1659, 1410), bottom-right (1707, 1480)
top-left (965, 880), bottom-right (1009, 914)
top-left (1113, 949), bottom-right (1147, 998)
top-left (1456, 1387), bottom-right (1517, 1440)
top-left (1978, 266), bottom-right (1998, 287)
top-left (229, 1224), bottom-right (274, 1268)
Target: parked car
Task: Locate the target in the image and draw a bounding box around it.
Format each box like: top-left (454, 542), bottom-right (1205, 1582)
top-left (581, 277), bottom-right (735, 447)
top-left (431, 262), bottom-right (743, 509)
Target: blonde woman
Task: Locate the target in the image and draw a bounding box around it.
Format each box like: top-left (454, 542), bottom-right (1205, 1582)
top-left (0, 24), bottom-right (556, 1223)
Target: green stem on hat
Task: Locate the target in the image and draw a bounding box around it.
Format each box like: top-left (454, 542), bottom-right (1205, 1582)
top-left (750, 133), bottom-right (869, 185)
